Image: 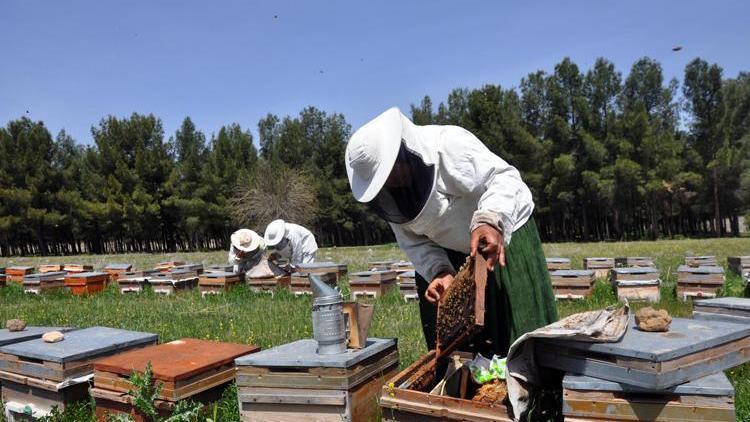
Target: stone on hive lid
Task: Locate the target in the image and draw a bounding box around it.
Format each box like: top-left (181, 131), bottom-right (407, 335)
top-left (0, 327), bottom-right (74, 347)
top-left (235, 338), bottom-right (395, 369)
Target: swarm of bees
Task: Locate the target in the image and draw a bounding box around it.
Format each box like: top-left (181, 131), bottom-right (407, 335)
top-left (436, 256), bottom-right (478, 351)
top-left (472, 379), bottom-right (508, 404)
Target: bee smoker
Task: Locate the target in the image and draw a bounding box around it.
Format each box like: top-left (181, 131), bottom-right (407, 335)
top-left (310, 274), bottom-right (347, 354)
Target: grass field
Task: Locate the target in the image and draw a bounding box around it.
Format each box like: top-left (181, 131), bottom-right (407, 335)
top-left (1, 237), bottom-right (750, 421)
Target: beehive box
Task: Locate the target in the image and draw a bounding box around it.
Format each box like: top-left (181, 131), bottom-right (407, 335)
top-left (562, 372), bottom-right (735, 422)
top-left (380, 350), bottom-right (512, 422)
top-left (537, 316), bottom-right (750, 389)
top-left (116, 270), bottom-right (158, 294)
top-left (611, 267), bottom-right (660, 302)
top-left (546, 257), bottom-right (571, 271)
top-left (685, 255), bottom-right (718, 267)
top-left (246, 275), bottom-right (291, 293)
top-left (63, 263), bottom-right (94, 273)
top-left (206, 264), bottom-right (234, 273)
top-left (0, 327), bottom-right (157, 419)
top-left (349, 270), bottom-right (398, 298)
top-left (149, 270), bottom-right (199, 295)
top-left (693, 297), bottom-right (750, 323)
top-left (103, 263), bottom-right (133, 283)
top-left (236, 338), bottom-right (398, 422)
top-left (295, 262), bottom-right (349, 281)
top-left (155, 261), bottom-right (185, 272)
top-left (583, 257), bottom-right (615, 279)
top-left (290, 271), bottom-right (337, 295)
top-left (368, 260), bottom-right (397, 271)
top-left (92, 338), bottom-right (259, 422)
top-left (64, 271), bottom-right (109, 296)
top-left (550, 270), bottom-right (596, 300)
top-left (677, 265), bottom-right (726, 300)
top-left (171, 263), bottom-right (204, 274)
top-left (0, 327), bottom-right (74, 347)
top-left (615, 256), bottom-right (655, 268)
top-left (22, 271), bottom-right (67, 294)
top-left (390, 261), bottom-right (415, 275)
top-left (198, 271), bottom-right (242, 296)
top-left (39, 264), bottom-right (63, 273)
top-left (5, 266), bottom-right (34, 284)
top-left (728, 256), bottom-right (750, 279)
top-left (398, 270), bottom-right (418, 301)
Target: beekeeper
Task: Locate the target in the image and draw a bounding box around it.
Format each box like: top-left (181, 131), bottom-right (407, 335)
top-left (263, 219), bottom-right (318, 265)
top-left (228, 229), bottom-right (266, 277)
top-left (345, 107), bottom-right (557, 356)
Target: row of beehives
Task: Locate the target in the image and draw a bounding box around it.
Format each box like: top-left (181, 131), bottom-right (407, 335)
top-left (546, 255), bottom-right (750, 302)
top-left (0, 260), bottom-right (421, 301)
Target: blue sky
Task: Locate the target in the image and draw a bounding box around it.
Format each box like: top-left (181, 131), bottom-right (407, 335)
top-left (1, 1), bottom-right (749, 145)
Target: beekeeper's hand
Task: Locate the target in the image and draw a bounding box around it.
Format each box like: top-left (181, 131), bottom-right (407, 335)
top-left (471, 224), bottom-right (505, 270)
top-left (426, 272), bottom-right (455, 303)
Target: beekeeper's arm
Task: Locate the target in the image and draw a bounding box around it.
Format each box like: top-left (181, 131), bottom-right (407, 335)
top-left (391, 223), bottom-right (455, 283)
top-left (440, 126), bottom-right (533, 265)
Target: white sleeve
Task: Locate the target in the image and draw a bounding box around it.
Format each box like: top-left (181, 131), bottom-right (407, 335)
top-left (228, 247), bottom-right (241, 264)
top-left (391, 223), bottom-right (456, 282)
top-left (440, 126), bottom-right (533, 245)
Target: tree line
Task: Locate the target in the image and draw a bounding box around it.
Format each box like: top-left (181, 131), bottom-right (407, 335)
top-left (0, 56), bottom-right (749, 256)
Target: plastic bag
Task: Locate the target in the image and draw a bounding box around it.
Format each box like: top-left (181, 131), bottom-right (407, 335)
top-left (469, 353), bottom-right (507, 384)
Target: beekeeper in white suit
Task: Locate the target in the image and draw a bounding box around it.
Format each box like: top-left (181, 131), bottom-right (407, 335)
top-left (228, 229), bottom-right (266, 277)
top-left (345, 107), bottom-right (557, 357)
top-left (264, 219), bottom-right (318, 265)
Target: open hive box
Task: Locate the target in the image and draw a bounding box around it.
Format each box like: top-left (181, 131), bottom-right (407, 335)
top-left (198, 271), bottom-right (242, 296)
top-left (615, 256), bottom-right (655, 268)
top-left (0, 327), bottom-right (157, 419)
top-left (583, 257), bottom-right (614, 279)
top-left (64, 271), bottom-right (108, 295)
top-left (677, 265), bottom-right (725, 300)
top-left (610, 267), bottom-right (660, 302)
top-left (23, 271), bottom-right (67, 294)
top-left (349, 270), bottom-right (398, 298)
top-left (150, 269), bottom-right (200, 295)
top-left (290, 271), bottom-right (337, 295)
top-left (381, 255), bottom-right (512, 421)
top-left (686, 255), bottom-right (718, 267)
top-left (546, 257), bottom-right (571, 271)
top-left (562, 372), bottom-right (735, 422)
top-left (5, 266), bottom-right (34, 283)
top-left (92, 338), bottom-right (259, 422)
top-left (693, 297), bottom-right (750, 323)
top-left (550, 270), bottom-right (596, 300)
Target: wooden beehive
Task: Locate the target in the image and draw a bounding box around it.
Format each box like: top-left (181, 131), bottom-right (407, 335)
top-left (677, 265), bottom-right (725, 300)
top-left (206, 264), bottom-right (234, 273)
top-left (0, 327), bottom-right (157, 419)
top-left (546, 257), bottom-right (571, 271)
top-left (0, 327), bottom-right (74, 347)
top-left (149, 270), bottom-right (200, 295)
top-left (615, 256), bottom-right (655, 268)
top-left (685, 255), bottom-right (718, 267)
top-left (5, 266), bottom-right (34, 283)
top-left (693, 297), bottom-right (750, 323)
top-left (349, 270), bottom-right (398, 298)
top-left (22, 271), bottom-right (67, 294)
top-left (562, 372), bottom-right (735, 422)
top-left (39, 264), bottom-right (64, 273)
top-left (236, 338), bottom-right (398, 422)
top-left (92, 338), bottom-right (259, 422)
top-left (611, 267), bottom-right (660, 302)
top-left (246, 275), bottom-right (291, 293)
top-left (171, 263), bottom-right (204, 274)
top-left (728, 256), bottom-right (750, 279)
top-left (398, 270), bottom-right (418, 301)
top-left (198, 271), bottom-right (242, 296)
top-left (155, 261), bottom-right (185, 272)
top-left (296, 262), bottom-right (349, 280)
top-left (380, 350), bottom-right (512, 422)
top-left (63, 263), bottom-right (94, 273)
top-left (64, 271), bottom-right (109, 295)
top-left (116, 270), bottom-right (158, 294)
top-left (290, 271), bottom-right (337, 295)
top-left (537, 316), bottom-right (750, 389)
top-left (103, 263), bottom-right (133, 283)
top-left (390, 261), bottom-right (415, 276)
top-left (368, 260), bottom-right (397, 271)
top-left (550, 270), bottom-right (596, 300)
top-left (583, 257), bottom-right (614, 279)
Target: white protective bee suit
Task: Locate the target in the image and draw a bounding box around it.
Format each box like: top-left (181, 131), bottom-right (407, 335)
top-left (264, 220), bottom-right (318, 265)
top-left (345, 107), bottom-right (534, 283)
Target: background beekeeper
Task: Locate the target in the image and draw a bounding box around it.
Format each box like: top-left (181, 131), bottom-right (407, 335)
top-left (263, 219), bottom-right (318, 265)
top-left (228, 229), bottom-right (266, 277)
top-left (345, 107), bottom-right (557, 356)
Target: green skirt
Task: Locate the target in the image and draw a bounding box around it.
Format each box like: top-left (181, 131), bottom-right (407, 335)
top-left (415, 217), bottom-right (558, 356)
